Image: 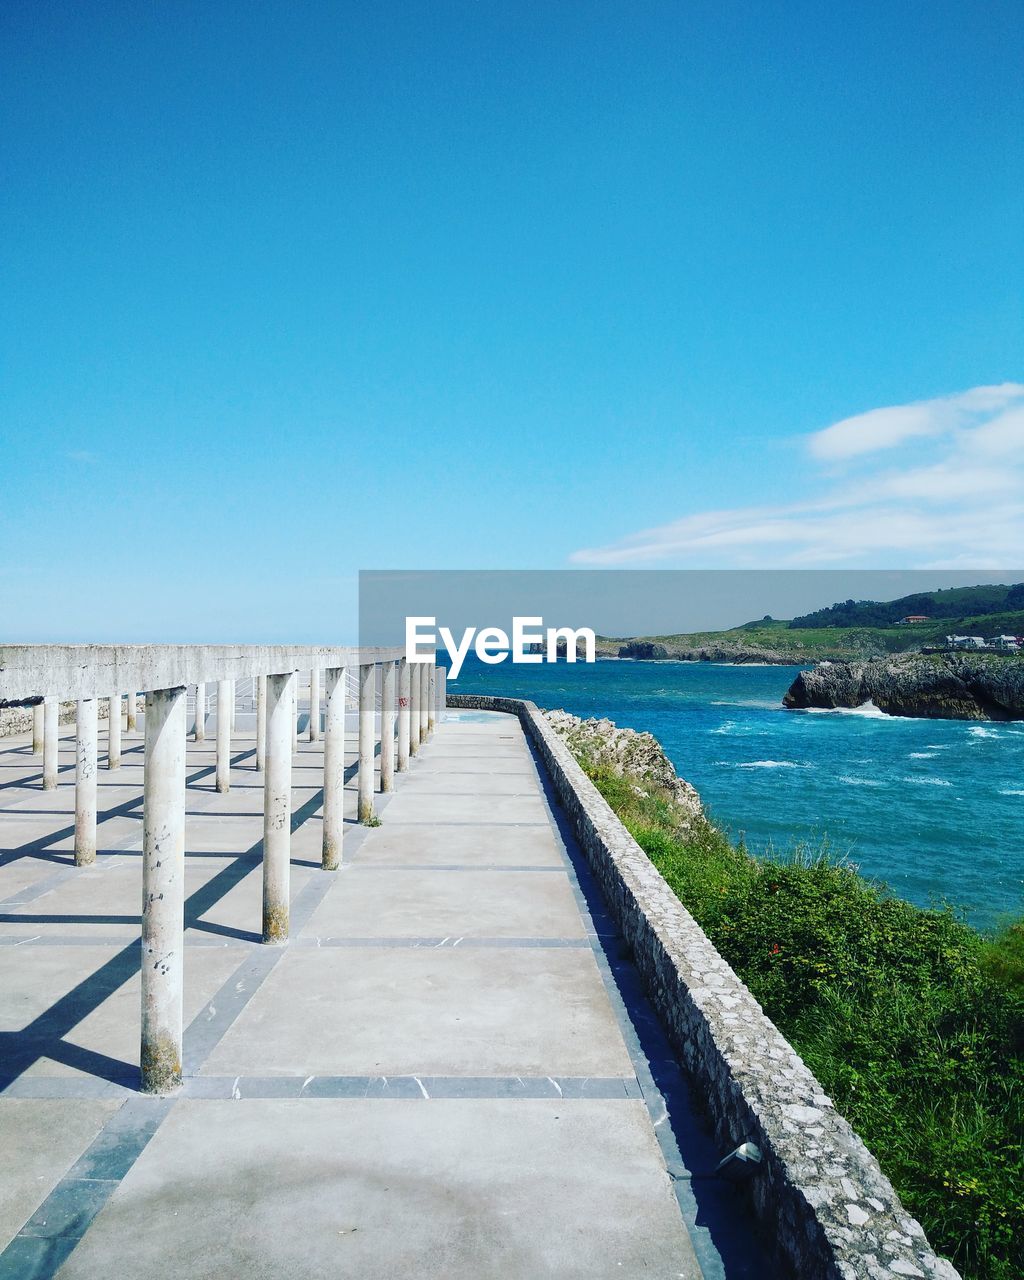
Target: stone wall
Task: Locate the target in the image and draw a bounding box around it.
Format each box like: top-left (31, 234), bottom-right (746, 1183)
top-left (0, 697), bottom-right (144, 739)
top-left (449, 693), bottom-right (960, 1280)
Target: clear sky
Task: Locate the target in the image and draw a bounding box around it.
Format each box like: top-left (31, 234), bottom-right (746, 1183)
top-left (2, 1), bottom-right (1021, 640)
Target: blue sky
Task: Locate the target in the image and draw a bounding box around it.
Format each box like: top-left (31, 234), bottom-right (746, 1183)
top-left (2, 1), bottom-right (1021, 640)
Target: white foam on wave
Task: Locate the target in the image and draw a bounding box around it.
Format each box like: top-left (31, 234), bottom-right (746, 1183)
top-left (838, 775), bottom-right (886, 788)
top-left (710, 721), bottom-right (736, 734)
top-left (805, 700), bottom-right (893, 719)
top-left (902, 776), bottom-right (953, 787)
top-left (908, 752), bottom-right (936, 759)
top-left (1000, 789), bottom-right (1024, 797)
top-left (717, 760), bottom-right (810, 770)
top-left (968, 726), bottom-right (999, 739)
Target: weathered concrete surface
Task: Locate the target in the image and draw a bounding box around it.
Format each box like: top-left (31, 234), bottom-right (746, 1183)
top-left (0, 713), bottom-right (760, 1278)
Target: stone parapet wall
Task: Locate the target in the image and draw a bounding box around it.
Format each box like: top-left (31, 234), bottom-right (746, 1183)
top-left (0, 697), bottom-right (144, 739)
top-left (448, 692), bottom-right (959, 1280)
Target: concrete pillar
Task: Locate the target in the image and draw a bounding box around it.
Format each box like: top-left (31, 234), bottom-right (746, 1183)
top-left (419, 662), bottom-right (430, 744)
top-left (293, 680), bottom-right (299, 752)
top-left (108, 694), bottom-right (122, 769)
top-left (436, 665), bottom-right (447, 722)
top-left (309, 667), bottom-right (321, 742)
top-left (42, 697), bottom-right (58, 791)
top-left (229, 679), bottom-right (236, 735)
top-left (126, 693), bottom-right (137, 733)
top-left (32, 702), bottom-right (44, 754)
top-left (357, 663), bottom-right (375, 822)
top-left (263, 672), bottom-right (293, 943)
top-left (397, 658), bottom-right (410, 772)
top-left (427, 663), bottom-right (436, 735)
top-left (75, 699), bottom-right (98, 866)
top-left (255, 674), bottom-right (267, 771)
top-left (409, 662), bottom-right (420, 757)
top-left (193, 682), bottom-right (205, 742)
top-left (216, 679), bottom-right (231, 793)
top-left (140, 686), bottom-right (186, 1094)
top-left (322, 666), bottom-right (345, 870)
top-left (380, 660), bottom-right (396, 793)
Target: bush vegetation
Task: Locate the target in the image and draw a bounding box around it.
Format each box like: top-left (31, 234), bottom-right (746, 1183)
top-left (582, 760), bottom-right (1024, 1280)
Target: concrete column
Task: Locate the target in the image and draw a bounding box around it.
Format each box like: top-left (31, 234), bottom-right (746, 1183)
top-left (397, 658), bottom-right (410, 772)
top-left (427, 663), bottom-right (436, 735)
top-left (140, 686), bottom-right (186, 1094)
top-left (436, 665), bottom-right (447, 722)
top-left (108, 694), bottom-right (122, 769)
top-left (42, 697), bottom-right (58, 791)
top-left (322, 666), bottom-right (345, 870)
top-left (216, 679), bottom-right (231, 793)
top-left (263, 672), bottom-right (293, 943)
top-left (126, 693), bottom-right (137, 733)
top-left (255, 674), bottom-right (267, 771)
top-left (293, 680), bottom-right (299, 752)
top-left (228, 679), bottom-right (236, 735)
top-left (193, 682), bottom-right (205, 742)
top-left (380, 660), bottom-right (396, 793)
top-left (309, 667), bottom-right (321, 742)
top-left (32, 702), bottom-right (44, 754)
top-left (409, 662), bottom-right (421, 757)
top-left (75, 699), bottom-right (98, 866)
top-left (419, 662), bottom-right (430, 744)
top-left (357, 663), bottom-right (375, 822)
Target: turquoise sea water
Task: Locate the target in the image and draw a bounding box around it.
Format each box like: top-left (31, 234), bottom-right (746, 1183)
top-left (450, 656), bottom-right (1024, 930)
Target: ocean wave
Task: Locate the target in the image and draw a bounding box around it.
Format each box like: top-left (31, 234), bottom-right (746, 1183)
top-left (838, 775), bottom-right (886, 788)
top-left (805, 700), bottom-right (893, 719)
top-left (902, 776), bottom-right (953, 787)
top-left (908, 752), bottom-right (937, 759)
top-left (1000, 789), bottom-right (1024, 797)
top-left (717, 760), bottom-right (811, 770)
top-left (968, 726), bottom-right (999, 739)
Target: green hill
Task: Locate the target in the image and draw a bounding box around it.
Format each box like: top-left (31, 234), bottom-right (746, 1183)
top-left (789, 582), bottom-right (1024, 629)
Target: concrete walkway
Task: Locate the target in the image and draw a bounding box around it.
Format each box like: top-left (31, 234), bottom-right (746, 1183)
top-left (0, 710), bottom-right (765, 1279)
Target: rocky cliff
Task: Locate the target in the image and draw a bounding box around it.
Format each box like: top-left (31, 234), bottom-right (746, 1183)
top-left (543, 708), bottom-right (704, 821)
top-left (783, 653), bottom-right (1024, 720)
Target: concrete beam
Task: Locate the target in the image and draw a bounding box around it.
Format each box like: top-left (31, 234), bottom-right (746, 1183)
top-left (322, 666), bottom-right (345, 870)
top-left (263, 671), bottom-right (293, 943)
top-left (357, 663), bottom-right (375, 823)
top-left (0, 644), bottom-right (405, 703)
top-left (140, 685), bottom-right (186, 1094)
top-left (75, 699), bottom-right (98, 866)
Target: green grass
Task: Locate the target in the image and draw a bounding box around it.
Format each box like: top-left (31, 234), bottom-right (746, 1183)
top-left (597, 609), bottom-right (1024, 663)
top-left (580, 760), bottom-right (1024, 1280)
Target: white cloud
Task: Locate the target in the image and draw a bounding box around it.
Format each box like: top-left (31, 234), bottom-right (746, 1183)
top-left (807, 383), bottom-right (1024, 461)
top-left (570, 384), bottom-right (1024, 568)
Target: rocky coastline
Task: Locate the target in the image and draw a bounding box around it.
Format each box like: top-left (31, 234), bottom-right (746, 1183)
top-left (542, 707), bottom-right (704, 822)
top-left (783, 652), bottom-right (1024, 721)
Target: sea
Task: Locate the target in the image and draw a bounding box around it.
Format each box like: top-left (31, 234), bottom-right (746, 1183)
top-left (449, 654), bottom-right (1024, 930)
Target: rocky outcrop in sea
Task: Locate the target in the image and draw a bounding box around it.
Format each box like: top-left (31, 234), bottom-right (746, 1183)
top-left (783, 653), bottom-right (1024, 721)
top-left (543, 708), bottom-right (704, 820)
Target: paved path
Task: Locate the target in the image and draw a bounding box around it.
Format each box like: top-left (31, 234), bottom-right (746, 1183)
top-left (0, 710), bottom-right (764, 1278)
